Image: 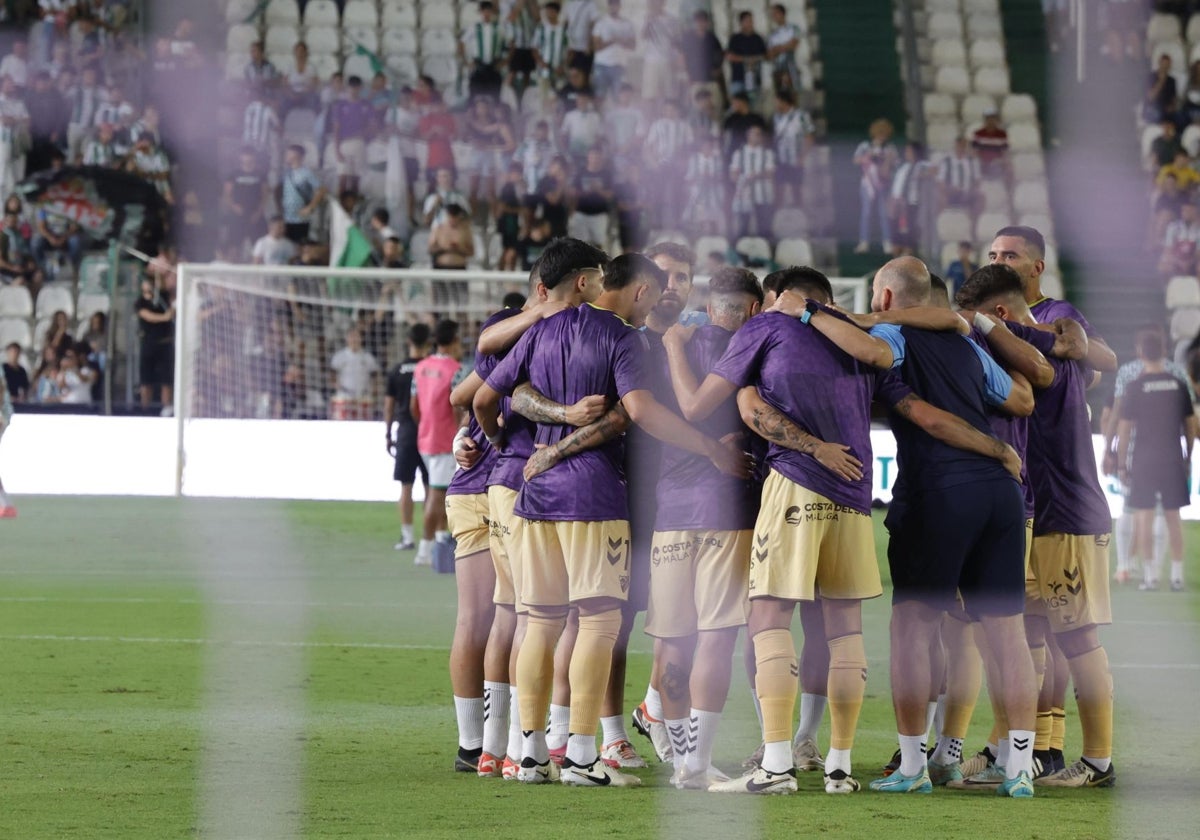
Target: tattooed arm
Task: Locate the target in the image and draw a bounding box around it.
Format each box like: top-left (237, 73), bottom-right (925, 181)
top-left (892, 392), bottom-right (1022, 480)
top-left (523, 404), bottom-right (632, 480)
top-left (736, 387), bottom-right (863, 481)
top-left (511, 381), bottom-right (608, 427)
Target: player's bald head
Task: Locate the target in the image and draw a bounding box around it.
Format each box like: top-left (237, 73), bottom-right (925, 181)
top-left (872, 256), bottom-right (930, 311)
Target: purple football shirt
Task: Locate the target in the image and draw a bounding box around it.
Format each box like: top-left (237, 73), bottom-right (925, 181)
top-left (1030, 297), bottom-right (1096, 337)
top-left (485, 303), bottom-right (647, 521)
top-left (655, 324), bottom-right (760, 532)
top-left (711, 312), bottom-right (877, 514)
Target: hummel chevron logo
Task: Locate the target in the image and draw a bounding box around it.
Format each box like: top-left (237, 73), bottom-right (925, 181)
top-left (1063, 567), bottom-right (1080, 582)
top-left (756, 534), bottom-right (768, 547)
top-left (607, 551), bottom-right (623, 565)
top-left (1066, 582), bottom-right (1082, 595)
top-left (1012, 738), bottom-right (1030, 750)
top-left (754, 549), bottom-right (768, 563)
top-left (789, 664), bottom-right (799, 678)
top-left (608, 537), bottom-right (624, 550)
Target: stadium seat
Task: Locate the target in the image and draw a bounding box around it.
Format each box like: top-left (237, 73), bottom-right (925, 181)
top-left (1166, 275), bottom-right (1200, 309)
top-left (343, 25), bottom-right (379, 55)
top-left (1040, 272), bottom-right (1064, 300)
top-left (965, 13), bottom-right (1003, 38)
top-left (1148, 12), bottom-right (1184, 43)
top-left (1016, 212), bottom-right (1053, 238)
top-left (973, 66), bottom-right (1010, 96)
top-left (734, 236), bottom-right (772, 267)
top-left (771, 208), bottom-right (809, 239)
top-left (459, 2), bottom-right (481, 27)
top-left (1007, 121), bottom-right (1041, 151)
top-left (387, 54), bottom-right (420, 85)
top-left (308, 52), bottom-right (339, 80)
top-left (963, 0), bottom-right (999, 11)
top-left (923, 92), bottom-right (957, 120)
top-left (1001, 93), bottom-right (1037, 123)
top-left (1140, 123), bottom-right (1165, 161)
top-left (1187, 13), bottom-right (1200, 45)
top-left (710, 5), bottom-right (730, 40)
top-left (382, 1), bottom-right (417, 29)
top-left (1010, 151), bottom-right (1045, 180)
top-left (774, 237), bottom-right (813, 267)
top-left (225, 0), bottom-right (259, 25)
top-left (421, 26), bottom-right (459, 57)
top-left (302, 0), bottom-right (339, 28)
top-left (269, 51), bottom-right (294, 74)
top-left (974, 211), bottom-right (1010, 242)
top-left (0, 317), bottom-right (32, 351)
top-left (927, 12), bottom-right (962, 39)
top-left (969, 38), bottom-right (1004, 68)
top-left (408, 230), bottom-right (431, 266)
top-left (264, 24), bottom-right (300, 56)
top-left (420, 5), bottom-right (458, 29)
top-left (979, 179), bottom-right (1010, 212)
top-left (225, 23), bottom-right (259, 58)
top-left (34, 285), bottom-right (74, 321)
top-left (265, 0), bottom-right (300, 27)
top-left (382, 27), bottom-right (418, 56)
top-left (931, 39), bottom-right (967, 68)
top-left (1148, 39), bottom-right (1186, 72)
top-left (651, 230), bottom-right (690, 247)
top-left (343, 52), bottom-right (375, 81)
top-left (926, 120), bottom-right (959, 152)
top-left (0, 284), bottom-right (33, 318)
top-left (305, 26), bottom-right (340, 56)
top-left (1169, 306), bottom-right (1200, 342)
top-left (225, 52), bottom-right (247, 79)
top-left (1013, 181), bottom-right (1050, 214)
top-left (925, 0), bottom-right (960, 13)
top-left (934, 66), bottom-right (970, 96)
top-left (421, 54), bottom-right (458, 89)
top-left (694, 235), bottom-right (731, 263)
top-left (960, 92), bottom-right (997, 122)
top-left (935, 209), bottom-right (972, 243)
top-left (342, 0), bottom-right (380, 28)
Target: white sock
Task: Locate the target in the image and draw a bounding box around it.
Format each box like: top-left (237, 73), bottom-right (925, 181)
top-left (933, 693), bottom-right (947, 741)
top-left (1172, 560), bottom-right (1184, 584)
top-left (565, 731), bottom-right (598, 766)
top-left (401, 524), bottom-right (413, 543)
top-left (996, 737), bottom-right (1010, 769)
top-left (898, 734), bottom-right (927, 777)
top-left (546, 704), bottom-right (569, 750)
top-left (686, 709), bottom-right (721, 774)
top-left (1085, 755), bottom-right (1112, 772)
top-left (825, 747), bottom-right (852, 775)
top-left (931, 736), bottom-right (964, 765)
top-left (435, 529), bottom-right (451, 542)
top-left (761, 740), bottom-right (791, 774)
top-left (417, 538), bottom-right (433, 559)
top-left (1007, 729), bottom-right (1034, 778)
top-left (1115, 511), bottom-right (1133, 573)
top-left (482, 681), bottom-right (509, 757)
top-left (986, 740), bottom-right (998, 758)
top-left (794, 692), bottom-right (826, 744)
top-left (600, 714), bottom-right (627, 746)
top-left (923, 701), bottom-right (938, 750)
top-left (522, 727), bottom-right (548, 764)
top-left (506, 686), bottom-right (522, 759)
top-left (643, 685), bottom-right (664, 721)
top-left (665, 717), bottom-right (690, 772)
top-left (454, 695), bottom-right (484, 750)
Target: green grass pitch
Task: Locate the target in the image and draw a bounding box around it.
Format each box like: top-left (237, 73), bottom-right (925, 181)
top-left (1, 497), bottom-right (1198, 838)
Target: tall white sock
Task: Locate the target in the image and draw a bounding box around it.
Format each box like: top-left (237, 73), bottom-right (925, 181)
top-left (761, 740), bottom-right (791, 774)
top-left (686, 709), bottom-right (721, 774)
top-left (825, 747), bottom-right (852, 775)
top-left (1007, 729), bottom-right (1034, 778)
top-left (435, 529), bottom-right (451, 542)
top-left (522, 727), bottom-right (548, 764)
top-left (794, 692), bottom-right (826, 743)
top-left (482, 681), bottom-right (510, 757)
top-left (600, 714), bottom-right (628, 746)
top-left (400, 524), bottom-right (413, 543)
top-left (643, 685), bottom-right (664, 721)
top-left (1172, 559), bottom-right (1184, 584)
top-left (931, 736), bottom-right (964, 766)
top-left (933, 693), bottom-right (947, 741)
top-left (923, 702), bottom-right (938, 750)
top-left (1114, 510), bottom-right (1133, 574)
top-left (898, 734), bottom-right (927, 777)
top-left (666, 717), bottom-right (690, 772)
top-left (565, 732), bottom-right (598, 766)
top-left (996, 737), bottom-right (1010, 769)
top-left (417, 538), bottom-right (433, 560)
top-left (546, 704), bottom-right (569, 750)
top-left (506, 686), bottom-right (522, 759)
top-left (454, 695), bottom-right (484, 750)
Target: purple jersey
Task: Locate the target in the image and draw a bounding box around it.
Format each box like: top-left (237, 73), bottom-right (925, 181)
top-left (485, 303), bottom-right (647, 521)
top-left (1027, 353), bottom-right (1111, 536)
top-left (655, 324), bottom-right (760, 531)
top-left (447, 310), bottom-right (520, 497)
top-left (711, 312), bottom-right (877, 514)
top-left (1030, 297), bottom-right (1096, 337)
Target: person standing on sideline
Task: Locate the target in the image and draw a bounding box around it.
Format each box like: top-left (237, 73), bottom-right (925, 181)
top-left (385, 323), bottom-right (432, 553)
top-left (411, 320), bottom-right (463, 567)
top-left (1116, 328), bottom-right (1199, 591)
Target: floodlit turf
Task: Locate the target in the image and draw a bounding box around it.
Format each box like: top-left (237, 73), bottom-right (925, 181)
top-left (1, 497), bottom-right (1198, 838)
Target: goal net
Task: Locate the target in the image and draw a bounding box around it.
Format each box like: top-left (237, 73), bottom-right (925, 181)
top-left (172, 262), bottom-right (868, 500)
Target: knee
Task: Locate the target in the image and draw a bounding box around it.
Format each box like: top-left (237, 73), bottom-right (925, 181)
top-left (1054, 626), bottom-right (1099, 659)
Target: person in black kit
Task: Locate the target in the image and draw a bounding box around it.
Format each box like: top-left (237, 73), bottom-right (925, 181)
top-left (220, 148), bottom-right (269, 251)
top-left (722, 93), bottom-right (767, 160)
top-left (2, 342), bottom-right (29, 401)
top-left (134, 276), bottom-right (174, 409)
top-left (385, 323), bottom-right (432, 551)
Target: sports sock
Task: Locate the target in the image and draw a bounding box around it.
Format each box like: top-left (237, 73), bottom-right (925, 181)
top-left (686, 708), bottom-right (721, 774)
top-left (1066, 646), bottom-right (1113, 765)
top-left (753, 629), bottom-right (798, 747)
top-left (567, 610), bottom-right (621, 739)
top-left (1114, 511), bottom-right (1133, 575)
top-left (933, 693), bottom-right (947, 743)
top-left (1050, 706), bottom-right (1066, 752)
top-left (516, 612), bottom-right (564, 745)
top-left (482, 680), bottom-right (510, 757)
top-left (400, 524), bottom-right (413, 544)
top-left (794, 692), bottom-right (827, 744)
top-left (435, 529), bottom-right (451, 543)
top-left (506, 686), bottom-right (522, 759)
top-left (453, 696), bottom-right (484, 750)
top-left (996, 737), bottom-right (1010, 769)
top-left (417, 538), bottom-right (433, 560)
top-left (665, 716), bottom-right (690, 772)
top-left (923, 701), bottom-right (938, 751)
top-left (826, 633), bottom-right (866, 752)
top-left (521, 728), bottom-right (548, 765)
top-left (546, 704), bottom-right (570, 750)
top-left (898, 734), bottom-right (927, 777)
top-left (825, 747), bottom-right (851, 776)
top-left (644, 685), bottom-right (664, 721)
top-left (600, 714), bottom-right (627, 746)
top-left (1172, 559), bottom-right (1184, 585)
top-left (565, 732), bottom-right (598, 767)
top-left (931, 736), bottom-right (964, 766)
top-left (1006, 729), bottom-right (1035, 778)
top-left (761, 740), bottom-right (791, 774)
top-left (1035, 710), bottom-right (1053, 751)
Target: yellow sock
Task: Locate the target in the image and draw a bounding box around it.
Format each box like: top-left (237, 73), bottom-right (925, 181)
top-left (754, 628), bottom-right (798, 745)
top-left (1067, 645), bottom-right (1112, 759)
top-left (1035, 711), bottom-right (1053, 751)
top-left (516, 612), bottom-right (566, 733)
top-left (942, 618), bottom-right (981, 741)
top-left (567, 610), bottom-right (622, 736)
top-left (1050, 707), bottom-right (1066, 751)
top-left (826, 633), bottom-right (867, 751)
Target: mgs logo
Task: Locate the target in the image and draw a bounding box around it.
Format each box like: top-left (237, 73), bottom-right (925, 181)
top-left (784, 506), bottom-right (802, 526)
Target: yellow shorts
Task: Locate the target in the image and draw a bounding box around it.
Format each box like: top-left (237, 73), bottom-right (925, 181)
top-left (645, 529), bottom-right (751, 638)
top-left (517, 518), bottom-right (631, 607)
top-left (749, 472), bottom-right (882, 602)
top-left (487, 485), bottom-right (521, 610)
top-left (1029, 532), bottom-right (1113, 633)
top-left (446, 493), bottom-right (492, 560)
top-left (1022, 519), bottom-right (1046, 617)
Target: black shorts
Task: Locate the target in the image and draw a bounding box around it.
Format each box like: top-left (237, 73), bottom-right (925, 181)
top-left (284, 222), bottom-right (310, 244)
top-left (886, 477), bottom-right (1026, 617)
top-left (140, 342), bottom-right (174, 388)
top-left (510, 48), bottom-right (536, 75)
top-left (404, 156), bottom-right (419, 186)
top-left (775, 162), bottom-right (804, 190)
top-left (1126, 460), bottom-right (1190, 510)
top-left (394, 438), bottom-right (427, 485)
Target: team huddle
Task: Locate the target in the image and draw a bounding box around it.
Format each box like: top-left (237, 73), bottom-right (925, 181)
top-left (423, 225), bottom-right (1192, 796)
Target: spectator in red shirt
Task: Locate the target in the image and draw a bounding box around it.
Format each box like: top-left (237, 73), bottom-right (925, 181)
top-left (971, 109), bottom-right (1009, 179)
top-left (418, 91), bottom-right (458, 189)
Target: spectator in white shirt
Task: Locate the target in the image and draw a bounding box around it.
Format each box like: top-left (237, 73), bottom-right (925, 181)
top-left (730, 124), bottom-right (775, 240)
top-left (330, 326), bottom-right (380, 402)
top-left (0, 39), bottom-right (29, 90)
top-left (640, 0), bottom-right (681, 102)
top-left (590, 0), bottom-right (636, 99)
top-left (937, 136), bottom-right (983, 216)
top-left (251, 217), bottom-right (298, 266)
top-left (772, 89), bottom-right (814, 208)
top-left (563, 0), bottom-right (602, 75)
top-left (422, 167), bottom-right (470, 228)
top-left (559, 90), bottom-right (602, 165)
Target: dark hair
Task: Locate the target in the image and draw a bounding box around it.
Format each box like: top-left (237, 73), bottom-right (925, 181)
top-left (603, 253), bottom-right (667, 291)
top-left (502, 292), bottom-right (527, 309)
top-left (994, 225), bottom-right (1045, 260)
top-left (5, 341), bottom-right (20, 352)
top-left (287, 143), bottom-right (305, 157)
top-left (538, 237), bottom-right (610, 290)
top-left (766, 266), bottom-right (833, 303)
top-left (775, 89), bottom-right (795, 107)
top-left (545, 2), bottom-right (561, 10)
top-left (433, 319), bottom-right (459, 347)
top-left (444, 203), bottom-right (468, 218)
top-left (408, 323), bottom-right (432, 348)
top-left (709, 267), bottom-right (764, 304)
top-left (644, 241), bottom-right (696, 269)
top-left (1136, 327), bottom-right (1166, 360)
top-left (954, 263), bottom-right (1024, 309)
top-left (739, 10), bottom-right (753, 22)
top-left (929, 273), bottom-right (948, 297)
top-left (479, 1), bottom-right (494, 9)
top-left (371, 208), bottom-right (390, 225)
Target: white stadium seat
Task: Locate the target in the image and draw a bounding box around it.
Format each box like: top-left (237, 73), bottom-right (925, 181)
top-left (931, 39), bottom-right (967, 68)
top-left (421, 28), bottom-right (458, 58)
top-left (1187, 13), bottom-right (1200, 45)
top-left (225, 23), bottom-right (258, 58)
top-left (694, 235), bottom-right (731, 262)
top-left (969, 38), bottom-right (1005, 68)
top-left (1170, 306), bottom-right (1200, 342)
top-left (305, 26), bottom-right (340, 56)
top-left (927, 120), bottom-right (960, 152)
top-left (342, 0), bottom-right (380, 28)
top-left (343, 25), bottom-right (379, 55)
top-left (1013, 181), bottom-right (1050, 214)
top-left (928, 12), bottom-right (963, 40)
top-left (965, 13), bottom-right (1003, 38)
top-left (0, 317), bottom-right (32, 351)
top-left (1010, 151), bottom-right (1045, 181)
top-left (1166, 275), bottom-right (1200, 309)
top-left (265, 0), bottom-right (300, 27)
top-left (343, 52), bottom-right (375, 81)
top-left (382, 1), bottom-right (417, 29)
top-left (0, 284), bottom-right (33, 318)
top-left (1008, 121), bottom-right (1041, 151)
top-left (963, 0), bottom-right (1000, 12)
top-left (225, 0), bottom-right (259, 25)
top-left (422, 54), bottom-right (458, 89)
top-left (308, 52), bottom-right (339, 80)
top-left (34, 285), bottom-right (75, 320)
top-left (76, 293), bottom-right (110, 320)
top-left (735, 236), bottom-right (772, 266)
top-left (1148, 12), bottom-right (1183, 43)
top-left (936, 209), bottom-right (972, 243)
top-left (973, 66), bottom-right (1010, 96)
top-left (1148, 39), bottom-right (1185, 72)
top-left (959, 92), bottom-right (997, 122)
top-left (925, 0), bottom-right (960, 13)
top-left (302, 0), bottom-right (339, 28)
top-left (974, 211), bottom-right (1011, 243)
top-left (934, 66), bottom-right (970, 96)
top-left (979, 179), bottom-right (1010, 212)
top-left (774, 237), bottom-right (814, 267)
top-left (382, 27), bottom-right (418, 56)
top-left (387, 54), bottom-right (420, 85)
top-left (1017, 212), bottom-right (1053, 239)
top-left (1001, 93), bottom-right (1037, 123)
top-left (771, 208), bottom-right (809, 239)
top-left (264, 24), bottom-right (300, 56)
top-left (421, 5), bottom-right (458, 29)
top-left (924, 92), bottom-right (957, 120)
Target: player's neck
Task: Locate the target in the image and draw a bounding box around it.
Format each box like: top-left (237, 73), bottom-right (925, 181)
top-left (1142, 357), bottom-right (1166, 373)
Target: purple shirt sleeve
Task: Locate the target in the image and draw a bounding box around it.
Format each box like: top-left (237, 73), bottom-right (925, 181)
top-left (613, 330), bottom-right (648, 398)
top-left (873, 369), bottom-right (913, 407)
top-left (1005, 321), bottom-right (1058, 356)
top-left (484, 324), bottom-right (538, 396)
top-left (711, 317), bottom-right (770, 387)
